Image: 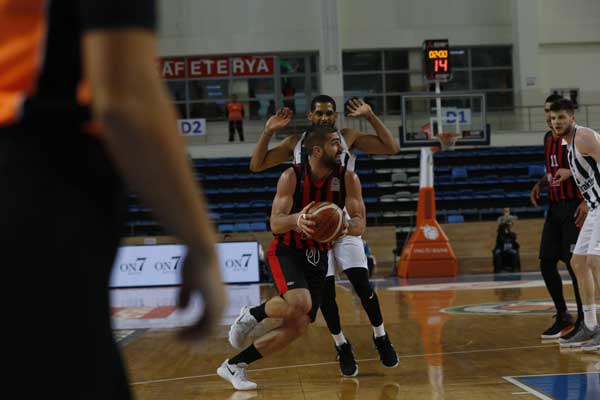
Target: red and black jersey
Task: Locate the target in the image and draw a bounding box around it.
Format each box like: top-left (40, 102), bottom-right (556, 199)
top-left (276, 163), bottom-right (346, 251)
top-left (543, 130), bottom-right (582, 202)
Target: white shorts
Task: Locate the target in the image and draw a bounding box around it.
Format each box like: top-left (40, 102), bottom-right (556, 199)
top-left (326, 235), bottom-right (368, 277)
top-left (573, 207), bottom-right (600, 256)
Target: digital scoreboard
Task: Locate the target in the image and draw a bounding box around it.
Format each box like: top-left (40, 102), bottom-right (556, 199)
top-left (423, 39), bottom-right (451, 81)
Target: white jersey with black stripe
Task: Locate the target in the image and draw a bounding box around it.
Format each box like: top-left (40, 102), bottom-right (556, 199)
top-left (293, 129), bottom-right (356, 171)
top-left (567, 125), bottom-right (600, 210)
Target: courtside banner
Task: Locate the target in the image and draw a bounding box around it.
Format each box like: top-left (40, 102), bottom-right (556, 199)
top-left (110, 242), bottom-right (259, 287)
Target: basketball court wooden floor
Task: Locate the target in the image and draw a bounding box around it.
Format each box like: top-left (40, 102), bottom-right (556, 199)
top-left (113, 272), bottom-right (599, 399)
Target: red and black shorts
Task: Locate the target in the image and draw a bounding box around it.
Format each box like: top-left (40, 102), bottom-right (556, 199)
top-left (267, 239), bottom-right (328, 322)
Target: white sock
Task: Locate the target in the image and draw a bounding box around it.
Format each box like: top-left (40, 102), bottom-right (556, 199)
top-left (373, 323), bottom-right (386, 338)
top-left (332, 332), bottom-right (347, 346)
top-left (583, 304), bottom-right (597, 330)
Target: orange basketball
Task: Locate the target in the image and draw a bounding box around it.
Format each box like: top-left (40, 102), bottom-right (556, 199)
top-left (307, 202), bottom-right (344, 243)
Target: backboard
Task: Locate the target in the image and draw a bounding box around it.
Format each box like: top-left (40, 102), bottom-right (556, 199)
top-left (399, 92), bottom-right (491, 148)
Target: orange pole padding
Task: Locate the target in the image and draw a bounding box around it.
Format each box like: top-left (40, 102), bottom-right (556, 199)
top-left (398, 186), bottom-right (458, 278)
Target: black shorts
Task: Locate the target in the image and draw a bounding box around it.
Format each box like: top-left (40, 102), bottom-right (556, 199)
top-left (267, 241), bottom-right (327, 322)
top-left (539, 200), bottom-right (581, 262)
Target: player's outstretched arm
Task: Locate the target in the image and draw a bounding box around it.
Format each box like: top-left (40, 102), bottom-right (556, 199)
top-left (344, 170), bottom-right (366, 237)
top-left (270, 168), bottom-right (316, 236)
top-left (249, 108), bottom-right (297, 172)
top-left (344, 99), bottom-right (400, 155)
top-left (83, 29), bottom-right (225, 340)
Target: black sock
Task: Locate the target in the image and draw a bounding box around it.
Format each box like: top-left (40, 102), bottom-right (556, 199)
top-left (229, 344), bottom-right (263, 365)
top-left (540, 258), bottom-right (567, 314)
top-left (565, 261), bottom-right (584, 322)
top-left (346, 267), bottom-right (383, 327)
top-left (249, 302), bottom-right (268, 322)
top-left (319, 276), bottom-right (342, 335)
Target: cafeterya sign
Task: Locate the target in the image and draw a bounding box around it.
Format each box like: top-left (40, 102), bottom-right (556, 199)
top-left (159, 56), bottom-right (274, 79)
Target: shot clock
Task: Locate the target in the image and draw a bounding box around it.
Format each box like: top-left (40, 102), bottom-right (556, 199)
top-left (423, 39), bottom-right (452, 81)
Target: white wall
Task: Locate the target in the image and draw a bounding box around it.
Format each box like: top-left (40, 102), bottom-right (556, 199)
top-left (539, 43), bottom-right (600, 104)
top-left (341, 0), bottom-right (512, 49)
top-left (535, 0), bottom-right (600, 104)
top-left (158, 0), bottom-right (321, 56)
top-left (158, 0), bottom-right (514, 55)
top-left (538, 0), bottom-right (600, 45)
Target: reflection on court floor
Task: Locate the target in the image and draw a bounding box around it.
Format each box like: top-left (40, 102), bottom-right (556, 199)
top-left (115, 273), bottom-right (600, 400)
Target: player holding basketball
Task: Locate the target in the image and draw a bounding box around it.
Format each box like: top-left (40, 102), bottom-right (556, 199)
top-left (218, 125), bottom-right (366, 390)
top-left (530, 94), bottom-right (586, 341)
top-left (551, 99), bottom-right (600, 350)
top-left (248, 95), bottom-right (399, 376)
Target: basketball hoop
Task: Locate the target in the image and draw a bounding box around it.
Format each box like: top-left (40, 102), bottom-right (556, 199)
top-left (436, 132), bottom-right (460, 151)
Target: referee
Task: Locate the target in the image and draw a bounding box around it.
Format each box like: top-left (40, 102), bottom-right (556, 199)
top-left (530, 94), bottom-right (587, 340)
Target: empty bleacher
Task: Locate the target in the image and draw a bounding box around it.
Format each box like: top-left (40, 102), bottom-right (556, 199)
top-left (123, 145), bottom-right (548, 261)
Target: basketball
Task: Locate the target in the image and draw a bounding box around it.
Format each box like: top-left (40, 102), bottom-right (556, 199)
top-left (307, 202), bottom-right (344, 243)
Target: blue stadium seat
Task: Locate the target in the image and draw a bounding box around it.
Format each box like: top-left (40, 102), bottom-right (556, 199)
top-left (447, 214), bottom-right (465, 223)
top-left (528, 165), bottom-right (545, 177)
top-left (235, 222), bottom-right (251, 232)
top-left (218, 224), bottom-right (235, 233)
top-left (250, 221), bottom-right (267, 231)
top-left (451, 167), bottom-right (468, 180)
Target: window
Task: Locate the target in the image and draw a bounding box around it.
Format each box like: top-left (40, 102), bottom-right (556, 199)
top-left (344, 74), bottom-right (383, 93)
top-left (440, 71), bottom-right (469, 92)
top-left (188, 80), bottom-right (228, 100)
top-left (343, 51), bottom-right (382, 72)
top-left (433, 46), bottom-right (513, 110)
top-left (472, 70), bottom-right (512, 90)
top-left (160, 53), bottom-right (319, 121)
top-left (343, 49), bottom-right (417, 115)
top-left (471, 46), bottom-right (511, 67)
top-left (174, 103), bottom-right (187, 119)
top-left (166, 81), bottom-right (186, 101)
top-left (189, 102), bottom-right (226, 121)
top-left (280, 57), bottom-right (305, 74)
top-left (384, 50), bottom-right (409, 70)
top-left (342, 47), bottom-right (513, 116)
top-left (385, 73), bottom-right (410, 92)
top-left (449, 49), bottom-right (468, 68)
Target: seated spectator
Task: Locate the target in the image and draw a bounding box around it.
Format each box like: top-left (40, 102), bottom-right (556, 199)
top-left (493, 222), bottom-right (521, 273)
top-left (497, 207), bottom-right (517, 227)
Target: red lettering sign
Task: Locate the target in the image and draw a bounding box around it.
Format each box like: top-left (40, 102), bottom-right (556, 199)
top-left (159, 56), bottom-right (275, 78)
top-left (231, 56), bottom-right (274, 76)
top-left (158, 58), bottom-right (186, 79)
top-left (187, 57), bottom-right (229, 78)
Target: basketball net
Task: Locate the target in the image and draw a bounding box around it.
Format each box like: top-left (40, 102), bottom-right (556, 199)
top-left (437, 132), bottom-right (460, 152)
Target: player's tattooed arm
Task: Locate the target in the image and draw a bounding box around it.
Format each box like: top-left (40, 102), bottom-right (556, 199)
top-left (270, 168), bottom-right (315, 236)
top-left (344, 170), bottom-right (366, 237)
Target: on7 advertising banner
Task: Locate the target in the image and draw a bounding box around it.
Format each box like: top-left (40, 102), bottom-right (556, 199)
top-left (110, 242), bottom-right (259, 287)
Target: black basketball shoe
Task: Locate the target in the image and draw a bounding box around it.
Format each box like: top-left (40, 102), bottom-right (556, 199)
top-left (541, 313), bottom-right (574, 339)
top-left (335, 342), bottom-right (358, 377)
top-left (560, 319), bottom-right (582, 341)
top-left (373, 334), bottom-right (399, 368)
